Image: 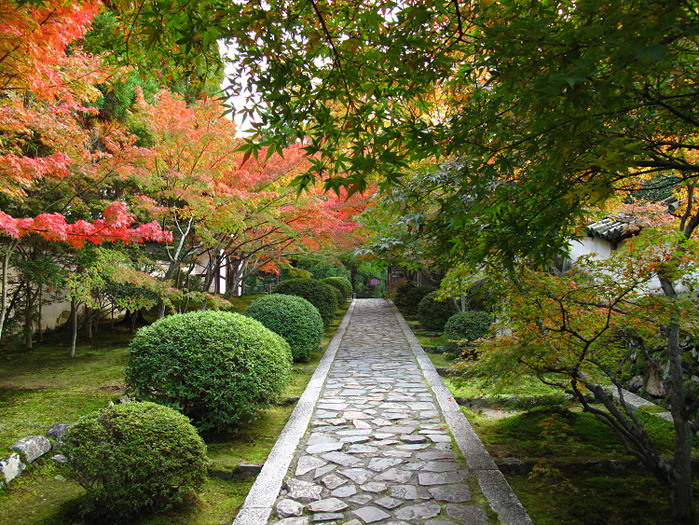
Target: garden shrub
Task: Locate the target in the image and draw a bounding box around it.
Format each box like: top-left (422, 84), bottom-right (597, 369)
top-left (326, 282), bottom-right (345, 306)
top-left (393, 281), bottom-right (437, 315)
top-left (244, 294), bottom-right (324, 363)
top-left (274, 278), bottom-right (339, 325)
top-left (60, 402), bottom-right (207, 524)
top-left (393, 281), bottom-right (417, 309)
top-left (288, 266), bottom-right (313, 279)
top-left (444, 310), bottom-right (494, 355)
top-left (417, 290), bottom-right (458, 330)
top-left (322, 276), bottom-right (353, 298)
top-left (125, 310), bottom-right (292, 432)
top-left (406, 285), bottom-right (438, 314)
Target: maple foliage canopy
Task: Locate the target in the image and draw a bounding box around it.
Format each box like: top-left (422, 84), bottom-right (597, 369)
top-left (0, 0), bottom-right (174, 249)
top-left (0, 0), bottom-right (101, 97)
top-left (0, 202), bottom-right (172, 248)
top-left (125, 89), bottom-right (366, 291)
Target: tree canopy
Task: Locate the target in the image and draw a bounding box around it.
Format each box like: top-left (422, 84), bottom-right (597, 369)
top-left (222, 0), bottom-right (699, 265)
top-left (0, 0), bottom-right (369, 348)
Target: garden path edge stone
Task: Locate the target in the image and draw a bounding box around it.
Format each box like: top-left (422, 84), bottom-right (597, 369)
top-left (390, 301), bottom-right (534, 525)
top-left (232, 300), bottom-right (356, 525)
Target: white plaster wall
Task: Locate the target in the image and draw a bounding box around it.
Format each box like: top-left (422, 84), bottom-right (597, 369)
top-left (568, 236), bottom-right (615, 262)
top-left (567, 236), bottom-right (689, 295)
top-left (39, 289), bottom-right (73, 331)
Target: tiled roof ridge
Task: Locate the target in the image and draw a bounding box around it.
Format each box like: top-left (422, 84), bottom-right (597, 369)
top-left (587, 214), bottom-right (642, 243)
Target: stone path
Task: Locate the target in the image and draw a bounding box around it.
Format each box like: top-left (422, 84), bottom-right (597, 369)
top-left (233, 299), bottom-right (532, 525)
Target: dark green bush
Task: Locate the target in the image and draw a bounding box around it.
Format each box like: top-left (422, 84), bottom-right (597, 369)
top-left (406, 285), bottom-right (437, 314)
top-left (244, 294), bottom-right (324, 363)
top-left (125, 310), bottom-right (292, 432)
top-left (393, 281), bottom-right (417, 310)
top-left (394, 281), bottom-right (437, 315)
top-left (417, 290), bottom-right (458, 330)
top-left (60, 402), bottom-right (207, 524)
top-left (274, 278), bottom-right (339, 326)
top-left (444, 310), bottom-right (494, 354)
top-left (326, 282), bottom-right (345, 306)
top-left (322, 276), bottom-right (353, 298)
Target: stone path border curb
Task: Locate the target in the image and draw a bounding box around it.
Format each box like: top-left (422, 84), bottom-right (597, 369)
top-left (389, 301), bottom-right (534, 525)
top-left (233, 300), bottom-right (357, 525)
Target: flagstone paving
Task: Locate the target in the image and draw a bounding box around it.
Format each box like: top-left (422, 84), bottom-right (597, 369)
top-left (233, 299), bottom-right (532, 525)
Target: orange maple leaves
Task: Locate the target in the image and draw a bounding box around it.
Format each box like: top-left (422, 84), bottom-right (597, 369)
top-left (0, 0), bottom-right (101, 97)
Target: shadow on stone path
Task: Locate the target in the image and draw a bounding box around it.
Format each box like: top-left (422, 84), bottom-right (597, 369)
top-left (233, 299), bottom-right (532, 525)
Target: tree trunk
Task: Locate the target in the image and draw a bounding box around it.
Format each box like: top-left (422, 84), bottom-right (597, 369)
top-left (156, 297), bottom-right (167, 319)
top-left (129, 309), bottom-right (141, 333)
top-left (659, 275), bottom-right (696, 523)
top-left (667, 418), bottom-right (696, 523)
top-left (37, 283), bottom-right (43, 343)
top-left (155, 216), bottom-right (198, 320)
top-left (156, 263), bottom-right (179, 319)
top-left (0, 240), bottom-right (18, 341)
top-left (23, 280), bottom-right (33, 350)
top-left (69, 299), bottom-right (78, 358)
top-left (85, 306), bottom-right (92, 339)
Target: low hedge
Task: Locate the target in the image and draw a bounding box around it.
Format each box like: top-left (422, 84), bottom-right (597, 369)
top-left (444, 310), bottom-right (494, 355)
top-left (244, 294), bottom-right (324, 362)
top-left (125, 310), bottom-right (292, 433)
top-left (274, 278), bottom-right (339, 326)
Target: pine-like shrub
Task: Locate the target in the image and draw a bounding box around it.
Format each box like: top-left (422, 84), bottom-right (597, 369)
top-left (444, 311), bottom-right (494, 354)
top-left (405, 285), bottom-right (437, 314)
top-left (322, 276), bottom-right (353, 298)
top-left (125, 310), bottom-right (292, 432)
top-left (274, 278), bottom-right (339, 326)
top-left (417, 291), bottom-right (459, 330)
top-left (245, 294), bottom-right (324, 363)
top-left (60, 402), bottom-right (207, 524)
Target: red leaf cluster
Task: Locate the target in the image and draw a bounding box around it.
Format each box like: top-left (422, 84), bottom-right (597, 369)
top-left (0, 203), bottom-right (172, 249)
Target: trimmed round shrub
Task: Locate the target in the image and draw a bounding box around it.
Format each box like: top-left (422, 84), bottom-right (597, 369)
top-left (444, 311), bottom-right (494, 355)
top-left (60, 402), bottom-right (207, 523)
top-left (244, 294), bottom-right (324, 363)
top-left (125, 310), bottom-right (292, 432)
top-left (327, 282), bottom-right (345, 306)
top-left (417, 290), bottom-right (459, 330)
top-left (274, 278), bottom-right (339, 326)
top-left (322, 276), bottom-right (353, 298)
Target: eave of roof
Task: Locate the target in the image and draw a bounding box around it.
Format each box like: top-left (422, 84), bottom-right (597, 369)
top-left (587, 217), bottom-right (642, 243)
